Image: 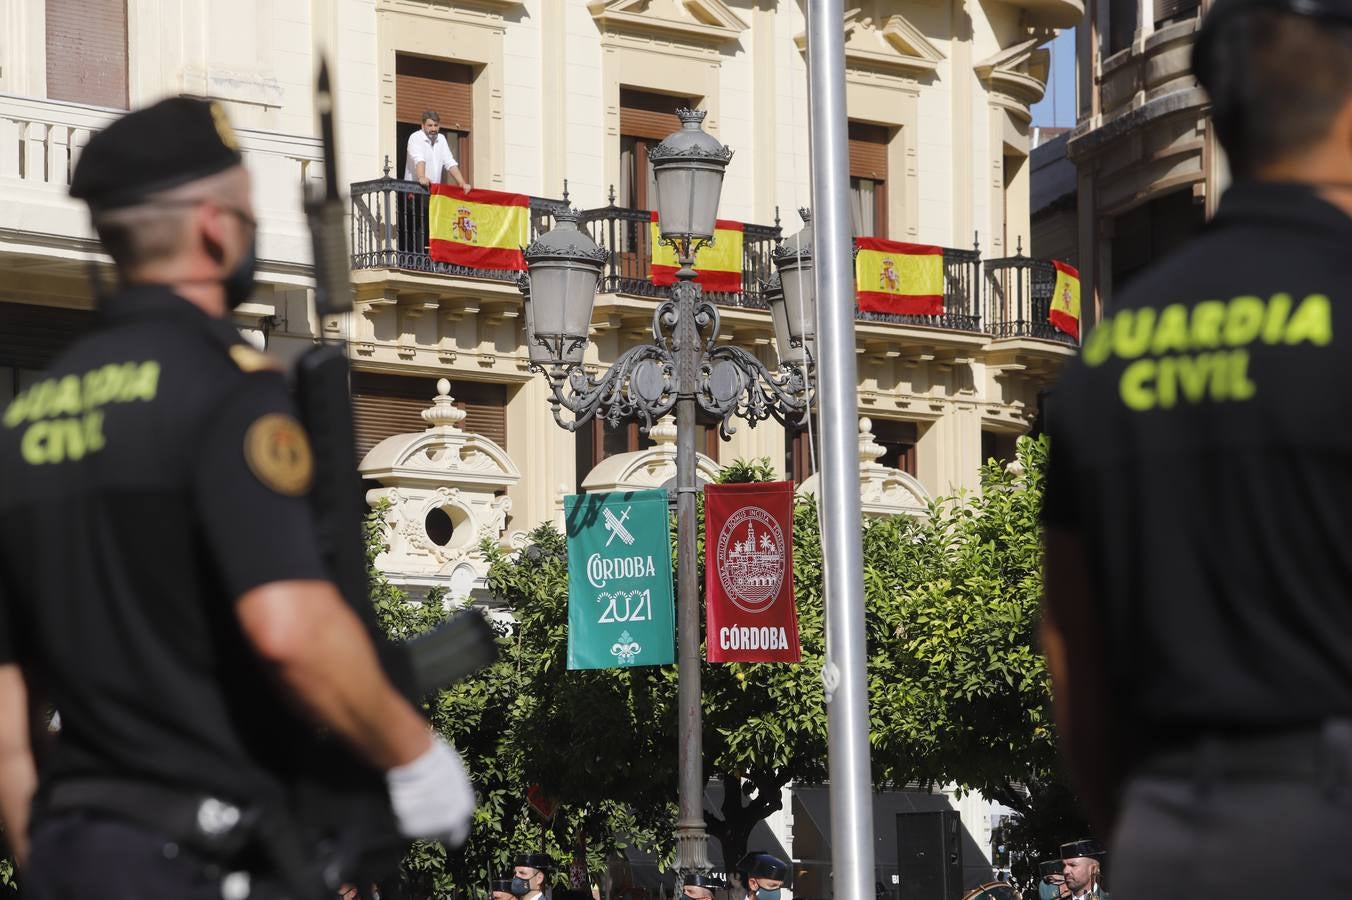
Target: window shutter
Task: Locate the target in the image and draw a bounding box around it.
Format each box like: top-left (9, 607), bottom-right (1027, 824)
top-left (396, 55), bottom-right (474, 133)
top-left (45, 0), bottom-right (129, 109)
top-left (620, 88), bottom-right (692, 141)
top-left (1154, 0), bottom-right (1199, 24)
top-left (848, 122), bottom-right (889, 180)
top-left (0, 303), bottom-right (97, 370)
top-left (350, 372), bottom-right (506, 461)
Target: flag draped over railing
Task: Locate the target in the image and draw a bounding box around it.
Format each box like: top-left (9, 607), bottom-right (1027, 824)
top-left (1048, 259), bottom-right (1081, 340)
top-left (429, 185), bottom-right (530, 271)
top-left (650, 213), bottom-right (744, 292)
top-left (854, 238), bottom-right (945, 316)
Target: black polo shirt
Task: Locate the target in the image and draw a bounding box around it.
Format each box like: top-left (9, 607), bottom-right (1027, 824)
top-left (1044, 181), bottom-right (1352, 750)
top-left (0, 285), bottom-right (327, 805)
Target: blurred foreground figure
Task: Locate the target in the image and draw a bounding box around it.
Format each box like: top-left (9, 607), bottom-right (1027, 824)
top-left (1041, 0), bottom-right (1352, 894)
top-left (0, 97), bottom-right (473, 899)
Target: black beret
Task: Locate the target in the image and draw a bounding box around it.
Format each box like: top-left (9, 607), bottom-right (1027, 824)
top-left (514, 854), bottom-right (557, 872)
top-left (491, 880), bottom-right (517, 894)
top-left (71, 97), bottom-right (243, 210)
top-left (1193, 0), bottom-right (1352, 88)
top-left (1059, 839), bottom-right (1104, 861)
top-left (1038, 860), bottom-right (1064, 879)
top-left (735, 853), bottom-right (789, 883)
top-left (683, 874), bottom-right (728, 891)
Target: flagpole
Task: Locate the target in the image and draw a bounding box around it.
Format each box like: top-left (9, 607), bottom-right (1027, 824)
top-left (805, 0), bottom-right (877, 899)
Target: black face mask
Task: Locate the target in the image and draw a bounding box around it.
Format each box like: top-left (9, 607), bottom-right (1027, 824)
top-left (223, 235), bottom-right (257, 310)
top-left (511, 878), bottom-right (533, 896)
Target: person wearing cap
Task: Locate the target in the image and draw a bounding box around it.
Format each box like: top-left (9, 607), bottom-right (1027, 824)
top-left (1037, 859), bottom-right (1069, 900)
top-left (1039, 0), bottom-right (1352, 892)
top-left (514, 852), bottom-right (557, 900)
top-left (735, 852), bottom-right (790, 900)
top-left (1059, 842), bottom-right (1106, 900)
top-left (681, 872), bottom-right (728, 900)
top-left (0, 97), bottom-right (476, 898)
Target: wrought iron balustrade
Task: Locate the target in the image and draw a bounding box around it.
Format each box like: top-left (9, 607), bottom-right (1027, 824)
top-left (983, 248), bottom-right (1078, 345)
top-left (855, 245), bottom-right (983, 333)
top-left (348, 176), bottom-right (565, 281)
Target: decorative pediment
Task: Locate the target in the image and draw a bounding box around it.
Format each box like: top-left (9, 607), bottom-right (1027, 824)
top-left (975, 39), bottom-right (1051, 109)
top-left (798, 418), bottom-right (930, 518)
top-left (588, 0), bottom-right (748, 45)
top-left (795, 9), bottom-right (945, 78)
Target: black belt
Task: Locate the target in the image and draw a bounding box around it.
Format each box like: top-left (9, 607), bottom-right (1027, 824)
top-left (1138, 719), bottom-right (1352, 783)
top-left (41, 777), bottom-right (321, 899)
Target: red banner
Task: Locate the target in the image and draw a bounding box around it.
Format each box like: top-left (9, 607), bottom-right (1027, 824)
top-left (704, 481), bottom-right (800, 663)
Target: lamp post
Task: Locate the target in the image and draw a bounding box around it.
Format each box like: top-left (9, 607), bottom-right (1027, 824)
top-left (518, 108), bottom-right (814, 874)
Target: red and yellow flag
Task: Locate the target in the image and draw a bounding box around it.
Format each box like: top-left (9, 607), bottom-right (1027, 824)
top-left (429, 185), bottom-right (530, 271)
top-left (854, 238), bottom-right (944, 316)
top-left (1048, 260), bottom-right (1081, 340)
top-left (650, 213), bottom-right (744, 293)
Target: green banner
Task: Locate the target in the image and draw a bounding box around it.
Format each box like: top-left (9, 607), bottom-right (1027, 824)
top-left (565, 489), bottom-right (675, 670)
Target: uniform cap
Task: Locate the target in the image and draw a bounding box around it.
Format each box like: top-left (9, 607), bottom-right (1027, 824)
top-left (514, 854), bottom-right (557, 872)
top-left (683, 874), bottom-right (728, 891)
top-left (1059, 839), bottom-right (1104, 861)
top-left (735, 853), bottom-right (790, 883)
top-left (1193, 0), bottom-right (1352, 89)
top-left (1038, 860), bottom-right (1064, 878)
top-left (70, 97), bottom-right (243, 211)
top-left (492, 880), bottom-right (518, 894)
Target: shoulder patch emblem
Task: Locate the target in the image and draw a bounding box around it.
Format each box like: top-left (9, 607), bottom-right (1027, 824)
top-left (229, 344), bottom-right (283, 374)
top-left (243, 414), bottom-right (314, 496)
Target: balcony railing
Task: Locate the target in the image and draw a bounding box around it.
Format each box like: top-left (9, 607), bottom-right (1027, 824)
top-left (983, 251), bottom-right (1077, 346)
top-left (348, 177), bottom-right (1077, 347)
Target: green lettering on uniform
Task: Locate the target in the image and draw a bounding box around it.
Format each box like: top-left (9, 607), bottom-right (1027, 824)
top-left (1155, 357), bottom-right (1178, 409)
top-left (3, 392), bottom-right (28, 429)
top-left (27, 380), bottom-right (53, 422)
top-left (20, 421), bottom-right (49, 464)
top-left (1261, 293), bottom-right (1292, 344)
top-left (1174, 353), bottom-right (1211, 404)
top-left (1190, 301), bottom-right (1226, 348)
top-left (53, 375), bottom-right (81, 417)
top-left (1224, 296), bottom-right (1265, 346)
top-left (1082, 322), bottom-right (1113, 367)
top-left (1151, 304), bottom-right (1190, 355)
top-left (1284, 294), bottom-right (1332, 346)
top-left (1113, 308), bottom-right (1156, 359)
top-left (1120, 359), bottom-right (1156, 411)
top-left (1229, 349), bottom-right (1256, 400)
top-left (128, 361), bottom-right (160, 402)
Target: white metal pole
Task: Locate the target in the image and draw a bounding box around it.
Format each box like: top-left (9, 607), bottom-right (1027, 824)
top-left (804, 1), bottom-right (877, 900)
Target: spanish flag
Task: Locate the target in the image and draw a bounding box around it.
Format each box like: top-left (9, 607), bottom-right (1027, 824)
top-left (854, 238), bottom-right (944, 316)
top-left (429, 185), bottom-right (530, 271)
top-left (1048, 260), bottom-right (1081, 340)
top-left (650, 213), bottom-right (744, 292)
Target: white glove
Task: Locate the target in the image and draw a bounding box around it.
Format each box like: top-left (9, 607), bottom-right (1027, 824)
top-left (385, 737), bottom-right (476, 845)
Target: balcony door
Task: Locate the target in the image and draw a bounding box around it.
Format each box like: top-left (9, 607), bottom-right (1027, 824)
top-left (46, 0), bottom-right (128, 109)
top-left (617, 88), bottom-right (692, 268)
top-left (848, 122), bottom-right (890, 239)
top-left (395, 55), bottom-right (474, 184)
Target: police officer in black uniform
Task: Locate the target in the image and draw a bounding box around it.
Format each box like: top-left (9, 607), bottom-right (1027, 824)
top-left (1041, 0), bottom-right (1352, 893)
top-left (0, 97), bottom-right (475, 899)
top-left (734, 852), bottom-right (789, 900)
top-left (679, 872), bottom-right (728, 900)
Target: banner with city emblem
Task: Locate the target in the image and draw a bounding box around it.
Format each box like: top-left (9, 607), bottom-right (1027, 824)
top-left (565, 489), bottom-right (675, 670)
top-left (1048, 259), bottom-right (1081, 340)
top-left (704, 481), bottom-right (800, 663)
top-left (650, 213), bottom-right (744, 292)
top-left (428, 185), bottom-right (530, 271)
top-left (854, 238), bottom-right (945, 316)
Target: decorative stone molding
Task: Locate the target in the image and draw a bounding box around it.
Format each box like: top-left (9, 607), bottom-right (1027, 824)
top-left (361, 378), bottom-right (523, 600)
top-left (588, 0), bottom-right (748, 46)
top-left (798, 418), bottom-right (930, 518)
top-left (795, 9), bottom-right (945, 79)
top-left (580, 414), bottom-right (721, 493)
top-left (975, 39), bottom-right (1051, 117)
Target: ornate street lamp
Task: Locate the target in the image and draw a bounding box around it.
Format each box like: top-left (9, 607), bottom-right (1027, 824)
top-left (769, 209), bottom-right (818, 369)
top-left (519, 110), bottom-right (812, 874)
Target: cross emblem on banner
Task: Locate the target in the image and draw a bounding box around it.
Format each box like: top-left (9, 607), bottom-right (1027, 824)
top-left (603, 506), bottom-right (634, 547)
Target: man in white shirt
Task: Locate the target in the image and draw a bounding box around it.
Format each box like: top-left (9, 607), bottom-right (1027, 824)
top-left (404, 110), bottom-right (470, 192)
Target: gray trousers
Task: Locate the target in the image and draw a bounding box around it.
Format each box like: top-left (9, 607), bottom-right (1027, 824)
top-left (1111, 722), bottom-right (1352, 897)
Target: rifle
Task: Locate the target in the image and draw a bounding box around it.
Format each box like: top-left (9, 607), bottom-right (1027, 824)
top-left (287, 57), bottom-right (500, 897)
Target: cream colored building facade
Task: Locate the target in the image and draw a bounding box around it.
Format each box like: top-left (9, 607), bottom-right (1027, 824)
top-left (1, 0), bottom-right (1078, 890)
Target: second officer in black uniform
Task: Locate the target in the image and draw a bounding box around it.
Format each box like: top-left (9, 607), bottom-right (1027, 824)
top-left (0, 98), bottom-right (475, 899)
top-left (1041, 0), bottom-right (1352, 894)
